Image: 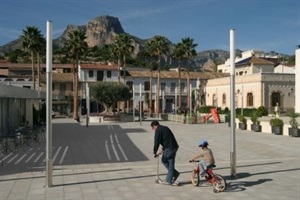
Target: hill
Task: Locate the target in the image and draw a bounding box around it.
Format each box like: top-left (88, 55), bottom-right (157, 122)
top-left (0, 15), bottom-right (291, 71)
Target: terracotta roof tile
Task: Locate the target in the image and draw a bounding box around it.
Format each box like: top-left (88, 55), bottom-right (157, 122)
top-left (0, 69), bottom-right (9, 76)
top-left (80, 64), bottom-right (118, 70)
top-left (40, 73), bottom-right (73, 83)
top-left (127, 70), bottom-right (229, 79)
top-left (236, 56), bottom-right (275, 66)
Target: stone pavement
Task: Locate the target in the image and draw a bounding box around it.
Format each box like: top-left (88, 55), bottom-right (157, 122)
top-left (0, 118), bottom-right (299, 200)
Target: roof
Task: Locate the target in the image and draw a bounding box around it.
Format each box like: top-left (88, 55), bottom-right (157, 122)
top-left (40, 73), bottom-right (73, 83)
top-left (0, 69), bottom-right (9, 76)
top-left (236, 56), bottom-right (275, 66)
top-left (127, 70), bottom-right (229, 79)
top-left (0, 63), bottom-right (72, 69)
top-left (80, 64), bottom-right (118, 71)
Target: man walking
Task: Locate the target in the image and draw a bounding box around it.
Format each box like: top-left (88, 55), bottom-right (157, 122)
top-left (151, 120), bottom-right (180, 185)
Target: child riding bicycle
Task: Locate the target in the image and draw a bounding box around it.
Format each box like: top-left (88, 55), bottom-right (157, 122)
top-left (189, 140), bottom-right (215, 176)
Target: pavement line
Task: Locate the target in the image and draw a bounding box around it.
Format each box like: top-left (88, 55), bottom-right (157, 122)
top-left (114, 134), bottom-right (128, 161)
top-left (15, 154), bottom-right (27, 164)
top-left (34, 152), bottom-right (44, 162)
top-left (2, 152), bottom-right (13, 161)
top-left (25, 152), bottom-right (36, 163)
top-left (105, 140), bottom-right (111, 161)
top-left (52, 146), bottom-right (62, 163)
top-left (110, 134), bottom-right (120, 161)
top-left (59, 146), bottom-right (69, 164)
top-left (7, 154), bottom-right (19, 164)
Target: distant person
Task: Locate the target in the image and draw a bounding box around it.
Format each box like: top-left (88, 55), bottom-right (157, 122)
top-left (151, 120), bottom-right (180, 185)
top-left (190, 140), bottom-right (215, 176)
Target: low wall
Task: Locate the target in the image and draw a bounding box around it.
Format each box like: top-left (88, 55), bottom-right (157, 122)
top-left (167, 114), bottom-right (298, 137)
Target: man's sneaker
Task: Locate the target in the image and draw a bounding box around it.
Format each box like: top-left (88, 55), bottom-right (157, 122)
top-left (200, 172), bottom-right (206, 177)
top-left (172, 172), bottom-right (180, 182)
top-left (160, 181), bottom-right (171, 185)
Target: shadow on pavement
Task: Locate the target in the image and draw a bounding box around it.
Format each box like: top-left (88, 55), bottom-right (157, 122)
top-left (0, 123), bottom-right (149, 176)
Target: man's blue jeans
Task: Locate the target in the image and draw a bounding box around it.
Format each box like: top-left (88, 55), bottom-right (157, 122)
top-left (161, 148), bottom-right (179, 184)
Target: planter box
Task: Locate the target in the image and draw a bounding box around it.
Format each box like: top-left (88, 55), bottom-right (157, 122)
top-left (238, 122), bottom-right (247, 130)
top-left (271, 126), bottom-right (283, 135)
top-left (89, 116), bottom-right (103, 123)
top-left (251, 124), bottom-right (262, 132)
top-left (288, 128), bottom-right (300, 137)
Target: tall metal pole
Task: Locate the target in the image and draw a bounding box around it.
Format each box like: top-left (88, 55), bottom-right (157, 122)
top-left (139, 83), bottom-right (142, 125)
top-left (133, 85), bottom-right (135, 122)
top-left (241, 85), bottom-right (243, 116)
top-left (46, 20), bottom-right (53, 187)
top-left (86, 83), bottom-right (89, 127)
top-left (230, 29), bottom-right (237, 177)
top-left (175, 87), bottom-right (177, 114)
top-left (295, 47), bottom-right (300, 113)
top-left (189, 84), bottom-right (192, 115)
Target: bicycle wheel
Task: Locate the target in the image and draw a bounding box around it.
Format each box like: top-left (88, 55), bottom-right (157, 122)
top-left (212, 174), bottom-right (227, 192)
top-left (191, 170), bottom-right (200, 186)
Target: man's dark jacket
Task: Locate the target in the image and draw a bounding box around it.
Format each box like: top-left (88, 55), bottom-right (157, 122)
top-left (153, 125), bottom-right (179, 155)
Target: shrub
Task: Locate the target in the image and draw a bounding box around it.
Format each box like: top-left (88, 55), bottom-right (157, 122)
top-left (269, 118), bottom-right (284, 127)
top-left (251, 111), bottom-right (260, 125)
top-left (237, 115), bottom-right (247, 124)
top-left (287, 111), bottom-right (300, 128)
top-left (257, 106), bottom-right (268, 117)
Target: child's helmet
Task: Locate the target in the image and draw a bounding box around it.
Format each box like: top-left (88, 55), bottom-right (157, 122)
top-left (199, 140), bottom-right (208, 147)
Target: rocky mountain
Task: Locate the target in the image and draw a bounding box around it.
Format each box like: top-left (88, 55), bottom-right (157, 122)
top-left (0, 15), bottom-right (289, 71)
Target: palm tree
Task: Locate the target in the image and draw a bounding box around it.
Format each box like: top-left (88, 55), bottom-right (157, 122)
top-left (180, 37), bottom-right (197, 109)
top-left (111, 33), bottom-right (134, 84)
top-left (20, 26), bottom-right (44, 90)
top-left (36, 36), bottom-right (46, 93)
top-left (111, 33), bottom-right (134, 112)
top-left (172, 42), bottom-right (185, 110)
top-left (146, 36), bottom-right (169, 117)
top-left (63, 29), bottom-right (88, 120)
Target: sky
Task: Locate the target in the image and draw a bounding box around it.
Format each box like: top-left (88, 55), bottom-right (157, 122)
top-left (0, 0), bottom-right (299, 55)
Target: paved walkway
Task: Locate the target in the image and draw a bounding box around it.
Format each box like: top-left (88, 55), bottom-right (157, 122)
top-left (0, 118), bottom-right (299, 200)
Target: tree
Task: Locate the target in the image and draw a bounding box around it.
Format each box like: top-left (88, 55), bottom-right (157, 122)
top-left (90, 82), bottom-right (132, 114)
top-left (180, 37), bottom-right (197, 109)
top-left (20, 26), bottom-right (44, 90)
top-left (146, 36), bottom-right (170, 117)
top-left (110, 33), bottom-right (134, 112)
top-left (63, 29), bottom-right (88, 120)
top-left (137, 50), bottom-right (157, 116)
top-left (111, 33), bottom-right (135, 84)
top-left (173, 42), bottom-right (185, 109)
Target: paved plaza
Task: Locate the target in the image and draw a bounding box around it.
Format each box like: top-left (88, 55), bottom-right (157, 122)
top-left (0, 118), bottom-right (299, 200)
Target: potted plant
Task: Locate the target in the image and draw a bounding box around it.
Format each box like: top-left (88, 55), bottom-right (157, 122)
top-left (250, 111), bottom-right (261, 132)
top-left (269, 118), bottom-right (284, 135)
top-left (225, 112), bottom-right (231, 127)
top-left (237, 115), bottom-right (247, 130)
top-left (287, 111), bottom-right (300, 137)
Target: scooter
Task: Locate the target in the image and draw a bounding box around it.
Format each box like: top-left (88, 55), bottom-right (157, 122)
top-left (155, 153), bottom-right (180, 186)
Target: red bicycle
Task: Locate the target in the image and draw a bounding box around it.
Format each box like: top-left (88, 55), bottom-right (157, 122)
top-left (189, 160), bottom-right (227, 193)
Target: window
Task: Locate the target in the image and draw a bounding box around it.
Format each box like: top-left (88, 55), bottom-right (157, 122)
top-left (107, 71), bottom-right (111, 78)
top-left (222, 94), bottom-right (226, 105)
top-left (181, 83), bottom-right (185, 92)
top-left (126, 81), bottom-right (133, 90)
top-left (88, 70), bottom-right (94, 78)
top-left (213, 94), bottom-right (217, 107)
top-left (271, 92), bottom-right (281, 107)
top-left (161, 83), bottom-right (166, 92)
top-left (60, 84), bottom-right (66, 91)
top-left (52, 83), bottom-right (55, 91)
top-left (144, 81), bottom-right (150, 91)
top-left (247, 93), bottom-right (254, 107)
top-left (171, 83), bottom-right (176, 93)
